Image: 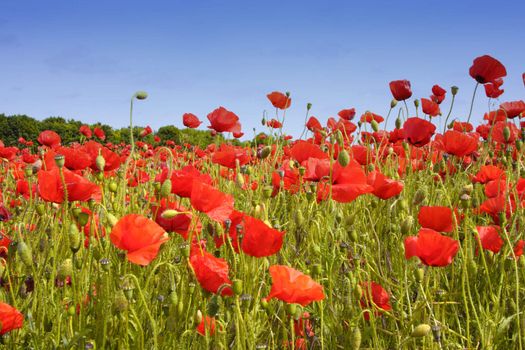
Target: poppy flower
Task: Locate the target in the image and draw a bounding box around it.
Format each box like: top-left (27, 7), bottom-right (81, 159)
top-left (404, 228), bottom-right (459, 267)
top-left (514, 240), bottom-right (524, 259)
top-left (491, 121), bottom-right (519, 144)
top-left (37, 167), bottom-right (102, 203)
top-left (190, 180), bottom-right (234, 222)
top-left (367, 170), bottom-right (404, 200)
top-left (290, 140), bottom-right (328, 164)
top-left (389, 80), bottom-right (412, 101)
top-left (431, 84), bottom-right (446, 104)
top-left (83, 141), bottom-right (122, 171)
top-left (207, 107), bottom-right (242, 133)
top-left (403, 117), bottom-right (436, 147)
top-left (239, 215), bottom-right (285, 257)
top-left (140, 125), bottom-right (152, 137)
top-left (442, 130), bottom-right (478, 157)
top-left (266, 265), bottom-right (325, 306)
top-left (475, 226), bottom-right (503, 253)
top-left (183, 113), bottom-right (202, 128)
top-left (418, 206), bottom-right (456, 233)
top-left (266, 118), bottom-right (282, 129)
top-left (469, 55), bottom-right (507, 84)
top-left (484, 179), bottom-right (507, 198)
top-left (484, 82), bottom-right (504, 98)
top-left (93, 127), bottom-right (106, 140)
top-left (211, 144), bottom-right (251, 169)
top-left (317, 161), bottom-right (374, 203)
top-left (337, 108), bottom-right (356, 120)
top-left (190, 247), bottom-right (233, 296)
top-left (453, 121), bottom-right (473, 132)
top-left (110, 214), bottom-right (170, 266)
top-left (360, 112), bottom-right (384, 123)
top-left (152, 198), bottom-right (200, 240)
top-left (267, 91), bottom-right (291, 110)
top-left (360, 281), bottom-right (391, 320)
top-left (0, 302), bottom-right (23, 335)
top-left (421, 98), bottom-right (441, 117)
top-left (500, 101), bottom-right (525, 119)
top-left (196, 315), bottom-right (216, 336)
top-left (0, 147), bottom-right (18, 161)
top-left (472, 165), bottom-right (505, 184)
top-left (79, 125), bottom-right (92, 138)
top-left (0, 206), bottom-right (11, 222)
top-left (306, 116), bottom-right (322, 132)
top-left (37, 130), bottom-right (61, 147)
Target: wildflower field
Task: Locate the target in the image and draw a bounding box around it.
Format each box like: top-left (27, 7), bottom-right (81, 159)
top-left (0, 54), bottom-right (525, 349)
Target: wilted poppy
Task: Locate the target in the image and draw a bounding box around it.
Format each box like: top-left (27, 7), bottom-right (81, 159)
top-left (110, 214), bottom-right (170, 266)
top-left (389, 80), bottom-right (412, 101)
top-left (0, 302), bottom-right (23, 335)
top-left (306, 116), bottom-right (322, 132)
top-left (266, 265), bottom-right (325, 306)
top-left (183, 113), bottom-right (202, 128)
top-left (404, 228), bottom-right (459, 267)
top-left (267, 91), bottom-right (291, 110)
top-left (469, 55), bottom-right (507, 84)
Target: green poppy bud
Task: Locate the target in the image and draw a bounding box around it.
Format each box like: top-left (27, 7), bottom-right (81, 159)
top-left (17, 241), bottom-right (32, 267)
top-left (411, 324), bottom-right (432, 338)
top-left (233, 279), bottom-right (243, 295)
top-left (414, 99), bottom-right (420, 109)
top-left (391, 99), bottom-right (398, 108)
top-left (338, 150), bottom-right (350, 167)
top-left (194, 310), bottom-right (203, 326)
top-left (113, 291), bottom-right (129, 313)
top-left (307, 103), bottom-right (312, 111)
top-left (401, 216), bottom-right (414, 235)
top-left (258, 146), bottom-right (271, 159)
top-left (395, 117), bottom-right (402, 129)
top-left (160, 179), bottom-right (172, 198)
top-left (36, 203), bottom-right (46, 216)
top-left (415, 268), bottom-right (425, 283)
top-left (77, 212), bottom-right (90, 227)
top-left (207, 295), bottom-right (220, 317)
top-left (69, 223), bottom-right (81, 253)
top-left (108, 181), bottom-right (118, 193)
top-left (351, 327), bottom-right (362, 349)
top-left (286, 303), bottom-right (297, 315)
top-left (503, 126), bottom-right (511, 142)
top-left (371, 120), bottom-right (379, 132)
top-left (413, 188), bottom-right (426, 206)
top-left (95, 154), bottom-right (106, 172)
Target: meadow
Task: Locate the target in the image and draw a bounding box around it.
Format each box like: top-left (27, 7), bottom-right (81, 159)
top-left (0, 54), bottom-right (524, 349)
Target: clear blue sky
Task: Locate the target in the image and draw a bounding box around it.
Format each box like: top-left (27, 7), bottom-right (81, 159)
top-left (0, 0), bottom-right (524, 137)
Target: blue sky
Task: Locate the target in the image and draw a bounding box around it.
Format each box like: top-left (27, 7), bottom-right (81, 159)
top-left (0, 0), bottom-right (523, 137)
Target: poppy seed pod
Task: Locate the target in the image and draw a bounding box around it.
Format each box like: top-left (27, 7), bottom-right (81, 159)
top-left (414, 99), bottom-right (420, 109)
top-left (307, 103), bottom-right (312, 110)
top-left (54, 155), bottom-right (65, 168)
top-left (411, 324), bottom-right (432, 338)
top-left (233, 279), bottom-right (243, 295)
top-left (391, 99), bottom-right (398, 108)
top-left (134, 91), bottom-right (148, 100)
top-left (108, 181), bottom-right (118, 193)
top-left (401, 216), bottom-right (414, 235)
top-left (451, 86), bottom-right (459, 96)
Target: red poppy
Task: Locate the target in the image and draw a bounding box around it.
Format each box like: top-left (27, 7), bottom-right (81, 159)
top-left (317, 161), bottom-right (374, 203)
top-left (403, 117), bottom-right (436, 147)
top-left (140, 125), bottom-right (152, 137)
top-left (367, 170), bottom-right (404, 199)
top-left (266, 118), bottom-right (282, 129)
top-left (484, 179), bottom-right (507, 198)
top-left (431, 84), bottom-right (446, 104)
top-left (152, 198), bottom-right (200, 240)
top-left (190, 247), bottom-right (233, 296)
top-left (360, 281), bottom-right (391, 320)
top-left (37, 167), bottom-right (102, 203)
top-left (0, 147), bottom-right (18, 161)
top-left (53, 146), bottom-right (92, 171)
top-left (337, 108), bottom-right (356, 120)
top-left (183, 113), bottom-right (202, 128)
top-left (290, 140), bottom-right (328, 164)
top-left (421, 98), bottom-right (441, 117)
top-left (196, 315), bottom-right (216, 336)
top-left (306, 116), bottom-right (322, 132)
top-left (190, 180), bottom-right (234, 222)
top-left (404, 228), bottom-right (459, 267)
top-left (239, 215), bottom-right (285, 257)
top-left (266, 265), bottom-right (325, 306)
top-left (93, 127), bottom-right (106, 140)
top-left (0, 302), bottom-right (23, 335)
top-left (469, 55), bottom-right (507, 84)
top-left (500, 101), bottom-right (525, 119)
top-left (514, 240), bottom-right (524, 259)
top-left (484, 82), bottom-right (504, 98)
top-left (491, 121), bottom-right (519, 144)
top-left (38, 130), bottom-right (61, 147)
top-left (418, 206), bottom-right (456, 233)
top-left (110, 214), bottom-right (170, 266)
top-left (360, 112), bottom-right (384, 123)
top-left (267, 91), bottom-right (291, 110)
top-left (79, 125), bottom-right (92, 138)
top-left (442, 130), bottom-right (478, 157)
top-left (207, 107), bottom-right (242, 133)
top-left (475, 226), bottom-right (503, 253)
top-left (211, 144), bottom-right (251, 169)
top-left (83, 141), bottom-right (122, 171)
top-left (389, 80), bottom-right (412, 101)
top-left (472, 165), bottom-right (505, 184)
top-left (453, 121), bottom-right (473, 132)
top-left (159, 165), bottom-right (213, 198)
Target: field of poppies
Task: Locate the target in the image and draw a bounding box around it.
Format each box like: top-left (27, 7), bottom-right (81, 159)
top-left (0, 54), bottom-right (524, 349)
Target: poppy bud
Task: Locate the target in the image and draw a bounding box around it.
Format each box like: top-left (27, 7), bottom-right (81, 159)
top-left (414, 99), bottom-right (419, 109)
top-left (371, 120), bottom-right (379, 132)
top-left (54, 155), bottom-right (65, 168)
top-left (298, 166), bottom-right (306, 176)
top-left (349, 230), bottom-right (358, 242)
top-left (57, 259), bottom-right (73, 280)
top-left (395, 117), bottom-right (402, 129)
top-left (77, 212), bottom-right (90, 227)
top-left (177, 300), bottom-right (184, 315)
top-left (451, 86), bottom-right (459, 96)
top-left (285, 91), bottom-right (291, 97)
top-left (516, 140), bottom-right (523, 151)
top-left (312, 264), bottom-right (322, 275)
top-left (235, 173), bottom-right (245, 187)
top-left (335, 130), bottom-right (344, 146)
top-left (338, 150), bottom-right (350, 167)
top-left (352, 284), bottom-right (362, 301)
top-left (261, 299), bottom-right (270, 310)
top-left (391, 99), bottom-right (398, 108)
top-left (307, 103), bottom-right (312, 111)
top-left (503, 126), bottom-right (511, 142)
top-left (263, 186), bottom-right (273, 199)
top-left (106, 212), bottom-right (118, 227)
top-left (108, 181), bottom-right (118, 193)
top-left (67, 305), bottom-right (76, 317)
top-left (113, 291), bottom-right (129, 313)
top-left (181, 244), bottom-right (190, 258)
top-left (134, 91), bottom-right (148, 100)
top-left (286, 303), bottom-right (297, 315)
top-left (401, 216), bottom-right (414, 235)
top-left (366, 164), bottom-right (375, 172)
top-left (24, 166), bottom-right (33, 178)
top-left (349, 326), bottom-right (361, 348)
top-left (402, 142), bottom-right (410, 155)
top-left (160, 209), bottom-right (179, 219)
top-left (160, 179), bottom-right (172, 198)
top-left (69, 223), bottom-right (81, 253)
top-left (36, 203), bottom-right (46, 216)
top-left (207, 295), bottom-right (220, 317)
top-left (412, 189), bottom-right (426, 206)
top-left (233, 279), bottom-right (243, 295)
top-left (95, 154), bottom-right (106, 172)
top-left (411, 324), bottom-right (431, 338)
top-left (258, 146), bottom-right (271, 159)
top-left (295, 210), bottom-right (304, 227)
top-left (194, 310), bottom-right (203, 326)
top-left (415, 268), bottom-right (425, 283)
top-left (261, 117), bottom-right (266, 126)
top-left (17, 241), bottom-right (33, 267)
